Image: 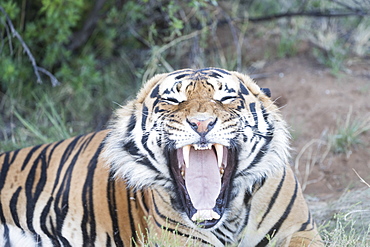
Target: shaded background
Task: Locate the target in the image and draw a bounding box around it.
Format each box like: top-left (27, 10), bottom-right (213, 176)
top-left (1, 0), bottom-right (370, 244)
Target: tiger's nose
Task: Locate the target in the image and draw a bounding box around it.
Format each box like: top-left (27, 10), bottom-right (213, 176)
top-left (187, 117), bottom-right (217, 134)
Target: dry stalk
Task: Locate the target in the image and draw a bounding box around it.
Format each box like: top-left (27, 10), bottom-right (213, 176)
top-left (295, 139), bottom-right (330, 191)
top-left (353, 169), bottom-right (370, 188)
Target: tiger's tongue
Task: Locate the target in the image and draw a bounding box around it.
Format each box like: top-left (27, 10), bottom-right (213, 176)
top-left (185, 148), bottom-right (221, 211)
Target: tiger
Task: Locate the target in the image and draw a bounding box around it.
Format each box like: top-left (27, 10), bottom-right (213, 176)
top-left (0, 68), bottom-right (323, 246)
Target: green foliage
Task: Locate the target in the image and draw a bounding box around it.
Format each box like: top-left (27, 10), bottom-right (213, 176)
top-left (277, 30), bottom-right (298, 58)
top-left (328, 108), bottom-right (370, 157)
top-left (1, 0), bottom-right (369, 152)
top-left (312, 41), bottom-right (349, 76)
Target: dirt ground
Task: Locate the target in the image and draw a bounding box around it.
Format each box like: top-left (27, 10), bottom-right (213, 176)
top-left (254, 56), bottom-right (370, 202)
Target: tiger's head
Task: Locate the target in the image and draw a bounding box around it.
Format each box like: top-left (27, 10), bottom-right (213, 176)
top-left (103, 68), bottom-right (290, 228)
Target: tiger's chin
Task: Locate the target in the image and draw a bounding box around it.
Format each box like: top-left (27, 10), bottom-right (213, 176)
top-left (169, 143), bottom-right (236, 229)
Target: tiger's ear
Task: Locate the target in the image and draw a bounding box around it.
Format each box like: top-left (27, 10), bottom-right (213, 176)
top-left (261, 88), bottom-right (271, 98)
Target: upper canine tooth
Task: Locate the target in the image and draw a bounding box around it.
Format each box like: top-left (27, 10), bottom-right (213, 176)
top-left (214, 144), bottom-right (223, 168)
top-left (183, 145), bottom-right (191, 168)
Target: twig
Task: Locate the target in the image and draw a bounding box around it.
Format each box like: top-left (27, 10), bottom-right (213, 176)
top-left (353, 169), bottom-right (370, 188)
top-left (294, 139), bottom-right (329, 191)
top-left (0, 6), bottom-right (60, 86)
top-left (36, 67), bottom-right (60, 87)
top-left (248, 9), bottom-right (369, 22)
top-left (329, 0), bottom-right (360, 13)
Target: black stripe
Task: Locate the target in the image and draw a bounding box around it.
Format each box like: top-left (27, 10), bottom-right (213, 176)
top-left (256, 178), bottom-right (299, 247)
top-left (257, 168), bottom-right (286, 229)
top-left (240, 82), bottom-right (250, 95)
top-left (245, 135), bottom-right (258, 157)
top-left (81, 133), bottom-right (97, 152)
top-left (127, 190), bottom-right (138, 244)
top-left (126, 114), bottom-right (137, 135)
top-left (138, 111), bottom-right (159, 170)
top-left (51, 135), bottom-right (83, 194)
top-left (106, 233), bottom-right (112, 247)
top-left (123, 139), bottom-right (140, 156)
top-left (168, 69), bottom-right (192, 76)
top-left (261, 105), bottom-right (269, 121)
top-left (141, 192), bottom-right (149, 213)
top-left (32, 135), bottom-right (83, 246)
top-left (37, 140), bottom-right (63, 243)
top-left (152, 98), bottom-right (160, 112)
top-left (10, 186), bottom-right (22, 229)
top-left (150, 84), bottom-right (160, 98)
top-left (40, 197), bottom-right (60, 246)
top-left (214, 228), bottom-right (227, 245)
top-left (54, 136), bottom-right (92, 247)
top-left (107, 172), bottom-right (124, 246)
top-left (175, 73), bottom-right (189, 80)
top-left (58, 135), bottom-right (84, 173)
top-left (249, 102), bottom-right (258, 124)
top-left (220, 96), bottom-right (236, 102)
top-left (299, 211), bottom-right (313, 231)
top-left (21, 144), bottom-right (42, 170)
top-left (209, 72), bottom-right (222, 78)
top-left (25, 144), bottom-right (51, 242)
top-left (141, 104), bottom-right (148, 131)
top-left (224, 83), bottom-right (236, 93)
top-left (81, 141), bottom-right (105, 245)
top-left (213, 68), bottom-right (231, 75)
top-left (0, 201), bottom-right (10, 245)
top-left (215, 221), bottom-right (238, 244)
top-left (46, 140), bottom-right (64, 167)
top-left (194, 68), bottom-right (213, 74)
top-left (240, 192), bottom-right (253, 234)
top-left (261, 88), bottom-right (271, 98)
top-left (151, 192), bottom-right (187, 227)
top-left (239, 136), bottom-right (272, 175)
top-left (141, 134), bottom-right (156, 161)
top-left (0, 152), bottom-right (11, 192)
top-left (154, 106), bottom-right (169, 114)
top-left (9, 149), bottom-right (20, 164)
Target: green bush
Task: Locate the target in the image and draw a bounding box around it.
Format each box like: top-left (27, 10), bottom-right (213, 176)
top-left (1, 0), bottom-right (369, 151)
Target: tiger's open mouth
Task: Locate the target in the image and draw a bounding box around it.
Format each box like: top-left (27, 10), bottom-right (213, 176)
top-left (170, 144), bottom-right (236, 228)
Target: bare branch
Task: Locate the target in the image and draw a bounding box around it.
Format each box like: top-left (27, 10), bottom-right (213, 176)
top-left (0, 6), bottom-right (60, 86)
top-left (329, 0), bottom-right (360, 12)
top-left (353, 169), bottom-right (370, 188)
top-left (248, 9), bottom-right (369, 22)
top-left (36, 67), bottom-right (60, 87)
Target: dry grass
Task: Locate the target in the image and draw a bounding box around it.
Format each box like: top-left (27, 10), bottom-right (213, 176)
top-left (311, 187), bottom-right (370, 246)
top-left (294, 125), bottom-right (370, 246)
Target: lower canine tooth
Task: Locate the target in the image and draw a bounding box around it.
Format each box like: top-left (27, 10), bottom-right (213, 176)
top-left (211, 211), bottom-right (220, 220)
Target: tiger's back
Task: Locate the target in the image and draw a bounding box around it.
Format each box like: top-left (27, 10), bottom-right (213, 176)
top-left (0, 131), bottom-right (148, 246)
